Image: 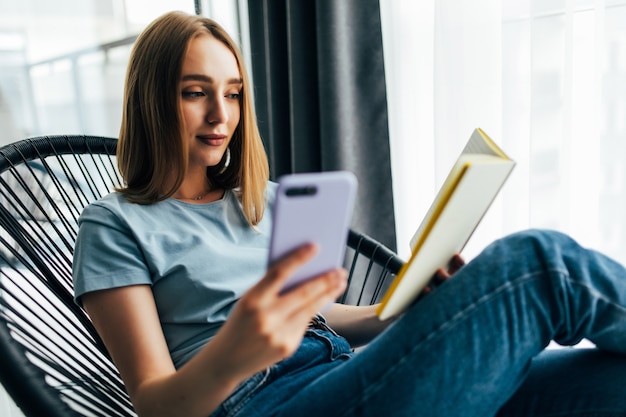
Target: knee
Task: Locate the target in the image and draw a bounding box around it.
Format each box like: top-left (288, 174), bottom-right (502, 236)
top-left (502, 228), bottom-right (569, 246)
top-left (489, 228), bottom-right (579, 263)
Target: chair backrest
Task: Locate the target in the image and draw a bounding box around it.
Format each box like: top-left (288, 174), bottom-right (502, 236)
top-left (0, 135), bottom-right (402, 417)
top-left (0, 135), bottom-right (130, 417)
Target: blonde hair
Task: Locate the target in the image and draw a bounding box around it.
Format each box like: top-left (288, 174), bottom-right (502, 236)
top-left (117, 11), bottom-right (269, 226)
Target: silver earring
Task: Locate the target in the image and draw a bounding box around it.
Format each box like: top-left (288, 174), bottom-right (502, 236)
top-left (224, 147), bottom-right (231, 167)
top-left (219, 148), bottom-right (231, 174)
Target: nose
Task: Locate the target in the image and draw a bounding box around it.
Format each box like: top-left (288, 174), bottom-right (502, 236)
top-left (206, 96), bottom-right (228, 125)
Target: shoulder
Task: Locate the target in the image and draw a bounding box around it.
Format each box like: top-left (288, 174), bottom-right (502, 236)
top-left (79, 192), bottom-right (126, 223)
top-left (231, 181), bottom-right (277, 213)
top-left (79, 192), bottom-right (165, 231)
top-left (266, 181), bottom-right (278, 201)
top-left (80, 192), bottom-right (133, 222)
top-left (262, 181), bottom-right (278, 218)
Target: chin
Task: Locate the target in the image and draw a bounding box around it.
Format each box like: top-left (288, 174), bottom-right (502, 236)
top-left (200, 153), bottom-right (225, 167)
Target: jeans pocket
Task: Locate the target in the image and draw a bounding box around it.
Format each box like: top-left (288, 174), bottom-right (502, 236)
top-left (306, 329), bottom-right (353, 361)
top-left (210, 367), bottom-right (272, 417)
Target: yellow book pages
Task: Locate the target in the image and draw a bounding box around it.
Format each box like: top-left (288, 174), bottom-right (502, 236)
top-left (462, 127), bottom-right (510, 158)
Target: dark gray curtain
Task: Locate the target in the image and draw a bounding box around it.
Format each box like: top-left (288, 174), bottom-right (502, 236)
top-left (247, 0), bottom-right (397, 251)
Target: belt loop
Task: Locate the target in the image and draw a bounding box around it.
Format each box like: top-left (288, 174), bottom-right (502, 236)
top-left (307, 314), bottom-right (327, 331)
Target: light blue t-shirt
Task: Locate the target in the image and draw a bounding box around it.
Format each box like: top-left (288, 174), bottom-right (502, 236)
top-left (72, 184), bottom-right (276, 368)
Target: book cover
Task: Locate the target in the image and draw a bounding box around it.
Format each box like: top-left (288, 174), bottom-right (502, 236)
top-left (377, 128), bottom-right (515, 320)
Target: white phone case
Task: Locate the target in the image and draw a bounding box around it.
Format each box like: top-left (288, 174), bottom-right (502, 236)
top-left (269, 171), bottom-right (358, 293)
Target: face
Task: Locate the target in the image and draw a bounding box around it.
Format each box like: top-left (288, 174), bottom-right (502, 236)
top-left (179, 33), bottom-right (242, 172)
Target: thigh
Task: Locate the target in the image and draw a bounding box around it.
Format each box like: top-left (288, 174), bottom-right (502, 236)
top-left (274, 272), bottom-right (538, 417)
top-left (497, 348), bottom-right (626, 417)
top-left (275, 230), bottom-right (626, 417)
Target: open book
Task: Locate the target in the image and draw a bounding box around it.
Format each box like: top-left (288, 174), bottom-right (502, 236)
top-left (377, 128), bottom-right (516, 320)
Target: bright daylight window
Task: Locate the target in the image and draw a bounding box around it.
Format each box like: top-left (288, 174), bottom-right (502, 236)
top-left (0, 0), bottom-right (244, 146)
top-left (381, 0), bottom-right (626, 265)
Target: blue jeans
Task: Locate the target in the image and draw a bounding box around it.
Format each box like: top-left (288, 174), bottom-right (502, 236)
top-left (211, 229), bottom-right (626, 417)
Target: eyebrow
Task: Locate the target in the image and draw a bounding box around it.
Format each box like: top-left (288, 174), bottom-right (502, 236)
top-left (181, 74), bottom-right (243, 85)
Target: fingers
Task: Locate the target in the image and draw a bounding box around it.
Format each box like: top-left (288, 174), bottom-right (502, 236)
top-left (448, 254), bottom-right (465, 275)
top-left (419, 254), bottom-right (467, 301)
top-left (220, 247), bottom-right (348, 375)
top-left (279, 268), bottom-right (347, 318)
top-left (435, 254), bottom-right (466, 283)
top-left (254, 243), bottom-right (319, 296)
top-left (433, 268), bottom-right (450, 285)
top-left (249, 242), bottom-right (348, 323)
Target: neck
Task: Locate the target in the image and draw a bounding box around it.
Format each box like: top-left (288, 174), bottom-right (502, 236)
top-left (174, 181), bottom-right (211, 201)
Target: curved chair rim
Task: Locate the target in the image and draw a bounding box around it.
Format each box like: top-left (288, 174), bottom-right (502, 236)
top-left (0, 319), bottom-right (82, 417)
top-left (0, 135), bottom-right (118, 172)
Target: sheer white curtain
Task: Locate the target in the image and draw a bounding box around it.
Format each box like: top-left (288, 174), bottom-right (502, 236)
top-left (381, 0), bottom-right (626, 265)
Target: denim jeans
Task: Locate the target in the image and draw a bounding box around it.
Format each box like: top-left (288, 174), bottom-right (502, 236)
top-left (211, 229), bottom-right (626, 417)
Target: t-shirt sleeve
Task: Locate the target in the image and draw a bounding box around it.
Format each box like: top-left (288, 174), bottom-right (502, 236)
top-left (72, 202), bottom-right (152, 306)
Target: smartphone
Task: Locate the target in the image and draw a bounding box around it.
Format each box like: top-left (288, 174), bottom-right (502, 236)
top-left (269, 171), bottom-right (358, 293)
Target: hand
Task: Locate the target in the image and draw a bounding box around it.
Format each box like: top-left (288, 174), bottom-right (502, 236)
top-left (209, 243), bottom-right (347, 382)
top-left (434, 253), bottom-right (465, 284)
top-left (419, 254), bottom-right (465, 298)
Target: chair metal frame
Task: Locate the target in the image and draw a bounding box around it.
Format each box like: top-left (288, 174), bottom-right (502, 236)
top-left (0, 135), bottom-right (402, 416)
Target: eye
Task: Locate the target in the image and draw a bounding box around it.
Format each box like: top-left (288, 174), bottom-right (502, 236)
top-left (182, 90), bottom-right (205, 99)
top-left (226, 92), bottom-right (241, 100)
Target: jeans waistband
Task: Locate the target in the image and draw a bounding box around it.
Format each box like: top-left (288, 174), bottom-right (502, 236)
top-left (307, 314), bottom-right (328, 331)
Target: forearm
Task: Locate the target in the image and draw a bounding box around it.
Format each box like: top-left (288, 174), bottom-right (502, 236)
top-left (132, 372), bottom-right (236, 417)
top-left (323, 303), bottom-right (398, 347)
top-left (85, 296), bottom-right (243, 417)
top-left (130, 338), bottom-right (247, 417)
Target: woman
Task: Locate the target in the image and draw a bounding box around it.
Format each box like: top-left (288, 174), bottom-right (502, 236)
top-left (73, 11), bottom-right (626, 417)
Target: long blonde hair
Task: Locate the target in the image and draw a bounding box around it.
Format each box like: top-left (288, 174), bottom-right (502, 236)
top-left (117, 11), bottom-right (269, 226)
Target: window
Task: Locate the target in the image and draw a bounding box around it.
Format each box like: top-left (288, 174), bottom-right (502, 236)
top-left (381, 0), bottom-right (626, 265)
top-left (0, 0), bottom-right (244, 144)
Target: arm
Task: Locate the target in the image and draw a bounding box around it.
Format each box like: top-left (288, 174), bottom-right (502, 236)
top-left (323, 303), bottom-right (397, 347)
top-left (82, 243), bottom-right (347, 417)
top-left (82, 285), bottom-right (236, 417)
top-left (324, 254), bottom-right (467, 347)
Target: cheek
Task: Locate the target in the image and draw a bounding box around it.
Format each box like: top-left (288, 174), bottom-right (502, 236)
top-left (229, 107), bottom-right (241, 130)
top-left (181, 106), bottom-right (201, 131)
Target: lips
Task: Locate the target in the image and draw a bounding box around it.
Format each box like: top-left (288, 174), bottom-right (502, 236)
top-left (197, 134), bottom-right (226, 146)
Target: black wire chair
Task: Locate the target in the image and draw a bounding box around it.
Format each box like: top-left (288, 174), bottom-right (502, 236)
top-left (0, 135), bottom-right (403, 417)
